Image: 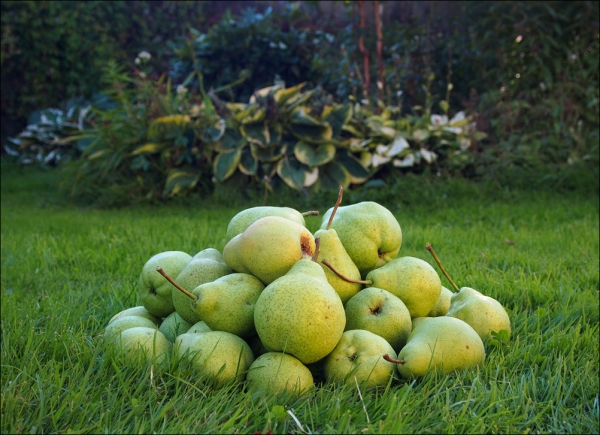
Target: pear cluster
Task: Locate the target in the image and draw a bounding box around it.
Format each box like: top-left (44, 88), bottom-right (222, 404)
top-left (104, 187), bottom-right (511, 394)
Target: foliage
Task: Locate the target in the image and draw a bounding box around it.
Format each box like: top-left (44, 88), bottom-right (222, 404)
top-left (169, 6), bottom-right (322, 104)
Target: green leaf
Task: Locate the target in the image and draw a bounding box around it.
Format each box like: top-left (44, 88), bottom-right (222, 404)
top-left (276, 156), bottom-right (309, 190)
top-left (322, 103), bottom-right (352, 137)
top-left (294, 141), bottom-right (336, 167)
top-left (216, 129), bottom-right (245, 153)
top-left (318, 161), bottom-right (351, 191)
top-left (129, 143), bottom-right (162, 156)
top-left (412, 129), bottom-right (430, 142)
top-left (274, 83), bottom-right (305, 106)
top-left (241, 123), bottom-right (270, 147)
top-left (249, 84), bottom-right (285, 103)
top-left (283, 90), bottom-right (316, 113)
top-left (235, 104), bottom-right (266, 124)
top-left (250, 143), bottom-right (287, 163)
top-left (213, 149), bottom-right (242, 182)
top-left (238, 147), bottom-right (258, 175)
top-left (163, 169), bottom-right (199, 197)
top-left (269, 123), bottom-right (283, 145)
top-left (336, 149), bottom-right (370, 184)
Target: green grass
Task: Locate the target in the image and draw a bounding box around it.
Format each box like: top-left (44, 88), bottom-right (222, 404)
top-left (1, 161), bottom-right (599, 434)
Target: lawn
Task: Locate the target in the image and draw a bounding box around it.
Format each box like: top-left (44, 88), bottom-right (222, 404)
top-left (1, 161), bottom-right (599, 434)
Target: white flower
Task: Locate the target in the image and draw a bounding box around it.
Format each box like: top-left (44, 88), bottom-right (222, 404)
top-left (371, 154), bottom-right (391, 168)
top-left (393, 153), bottom-right (415, 167)
top-left (135, 57), bottom-right (141, 65)
top-left (431, 114), bottom-right (448, 126)
top-left (419, 148), bottom-right (437, 163)
top-left (539, 82), bottom-right (546, 91)
top-left (430, 112), bottom-right (466, 134)
top-left (176, 85), bottom-right (188, 95)
top-left (138, 51), bottom-right (151, 61)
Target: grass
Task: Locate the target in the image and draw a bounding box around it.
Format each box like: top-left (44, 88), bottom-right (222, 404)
top-left (1, 160), bottom-right (599, 434)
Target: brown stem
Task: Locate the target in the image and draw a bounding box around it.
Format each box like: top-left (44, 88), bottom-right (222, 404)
top-left (357, 0), bottom-right (370, 100)
top-left (425, 243), bottom-right (460, 291)
top-left (156, 266), bottom-right (197, 300)
top-left (321, 259), bottom-right (371, 285)
top-left (301, 211), bottom-right (320, 217)
top-left (374, 1), bottom-right (385, 106)
top-left (326, 185), bottom-right (344, 230)
top-left (383, 354), bottom-right (405, 365)
top-left (312, 237), bottom-right (321, 263)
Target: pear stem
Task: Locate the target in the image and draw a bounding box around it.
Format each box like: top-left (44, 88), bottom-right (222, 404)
top-left (321, 259), bottom-right (371, 285)
top-left (383, 354), bottom-right (405, 365)
top-left (425, 243), bottom-right (459, 291)
top-left (312, 237), bottom-right (321, 262)
top-left (156, 266), bottom-right (198, 301)
top-left (326, 185), bottom-right (344, 230)
top-left (301, 210), bottom-right (320, 217)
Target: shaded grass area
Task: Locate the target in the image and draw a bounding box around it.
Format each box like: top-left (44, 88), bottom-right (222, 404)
top-left (1, 161), bottom-right (599, 433)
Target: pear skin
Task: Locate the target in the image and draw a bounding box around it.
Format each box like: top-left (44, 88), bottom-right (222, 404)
top-left (247, 352), bottom-right (315, 395)
top-left (226, 206), bottom-right (309, 242)
top-left (223, 216), bottom-right (316, 285)
top-left (254, 260), bottom-right (345, 364)
top-left (427, 286), bottom-right (454, 317)
top-left (446, 287), bottom-right (511, 342)
top-left (397, 316), bottom-right (485, 378)
top-left (320, 201), bottom-right (401, 277)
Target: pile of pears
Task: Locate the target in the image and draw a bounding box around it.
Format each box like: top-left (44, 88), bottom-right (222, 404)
top-left (104, 187), bottom-right (511, 395)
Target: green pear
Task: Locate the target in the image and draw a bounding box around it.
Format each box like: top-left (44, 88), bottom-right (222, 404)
top-left (158, 311), bottom-right (192, 343)
top-left (223, 216), bottom-right (316, 285)
top-left (188, 321), bottom-right (212, 334)
top-left (315, 186), bottom-right (362, 304)
top-left (108, 327), bottom-right (172, 364)
top-left (424, 243), bottom-right (511, 342)
top-left (158, 268), bottom-right (265, 338)
top-left (105, 315), bottom-right (158, 339)
top-left (320, 201), bottom-right (402, 276)
top-left (226, 207), bottom-right (318, 242)
top-left (108, 306), bottom-right (161, 326)
top-left (173, 249), bottom-right (232, 324)
top-left (446, 288), bottom-right (511, 342)
top-left (175, 331), bottom-right (254, 387)
top-left (344, 287), bottom-right (412, 351)
top-left (411, 317), bottom-right (433, 331)
top-left (246, 352), bottom-right (314, 395)
top-left (254, 255), bottom-right (346, 364)
top-left (138, 251), bottom-right (191, 317)
top-left (323, 329), bottom-right (398, 388)
top-left (427, 286), bottom-right (454, 317)
top-left (388, 316), bottom-right (485, 378)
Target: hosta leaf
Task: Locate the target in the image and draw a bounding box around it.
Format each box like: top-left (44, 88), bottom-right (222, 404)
top-left (225, 102), bottom-right (247, 113)
top-left (341, 124), bottom-right (365, 138)
top-left (304, 167), bottom-right (319, 187)
top-left (249, 84), bottom-right (285, 103)
top-left (274, 83), bottom-right (305, 106)
top-left (291, 108), bottom-right (329, 126)
top-left (276, 156), bottom-right (309, 191)
top-left (213, 149), bottom-right (242, 182)
top-left (336, 149), bottom-right (370, 184)
top-left (216, 129), bottom-right (246, 153)
top-left (235, 105), bottom-right (266, 124)
top-left (269, 123), bottom-right (283, 145)
top-left (412, 129), bottom-right (430, 141)
top-left (289, 119), bottom-right (332, 144)
top-left (130, 143), bottom-right (162, 156)
top-left (294, 141), bottom-right (336, 167)
top-left (250, 143), bottom-right (287, 163)
top-left (318, 161), bottom-right (351, 191)
top-left (163, 169), bottom-right (199, 197)
top-left (283, 90), bottom-right (315, 112)
top-left (238, 147), bottom-right (258, 175)
top-left (321, 103), bottom-right (352, 137)
top-left (241, 123), bottom-right (270, 147)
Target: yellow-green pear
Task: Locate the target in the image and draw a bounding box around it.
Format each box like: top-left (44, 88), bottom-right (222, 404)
top-left (411, 317), bottom-right (433, 331)
top-left (427, 286), bottom-right (454, 317)
top-left (315, 186), bottom-right (362, 304)
top-left (247, 352), bottom-right (314, 395)
top-left (446, 287), bottom-right (511, 342)
top-left (389, 316), bottom-right (485, 378)
top-left (173, 248), bottom-right (232, 324)
top-left (109, 327), bottom-right (172, 365)
top-left (223, 216), bottom-right (316, 285)
top-left (158, 311), bottom-right (192, 343)
top-left (108, 306), bottom-right (160, 326)
top-left (424, 243), bottom-right (511, 342)
top-left (105, 315), bottom-right (158, 339)
top-left (138, 251), bottom-right (191, 317)
top-left (320, 201), bottom-right (401, 277)
top-left (254, 255), bottom-right (345, 364)
top-left (226, 207), bottom-right (318, 242)
top-left (188, 321), bottom-right (212, 334)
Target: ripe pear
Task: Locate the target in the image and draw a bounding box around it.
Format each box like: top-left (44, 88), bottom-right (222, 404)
top-left (109, 327), bottom-right (172, 365)
top-left (388, 316), bottom-right (485, 378)
top-left (105, 315), bottom-right (158, 339)
top-left (158, 311), bottom-right (192, 343)
top-left (138, 251), bottom-right (192, 317)
top-left (108, 306), bottom-right (161, 326)
top-left (411, 317), bottom-right (433, 331)
top-left (320, 201), bottom-right (401, 276)
top-left (446, 288), bottom-right (511, 342)
top-left (254, 252), bottom-right (346, 364)
top-left (315, 186), bottom-right (362, 304)
top-left (188, 321), bottom-right (212, 334)
top-left (173, 249), bottom-right (232, 324)
top-left (246, 352), bottom-right (314, 395)
top-left (226, 207), bottom-right (318, 242)
top-left (344, 287), bottom-right (412, 351)
top-left (323, 329), bottom-right (399, 388)
top-left (175, 331), bottom-right (254, 387)
top-left (223, 216), bottom-right (316, 285)
top-left (425, 243), bottom-right (511, 342)
top-left (427, 286), bottom-right (454, 317)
